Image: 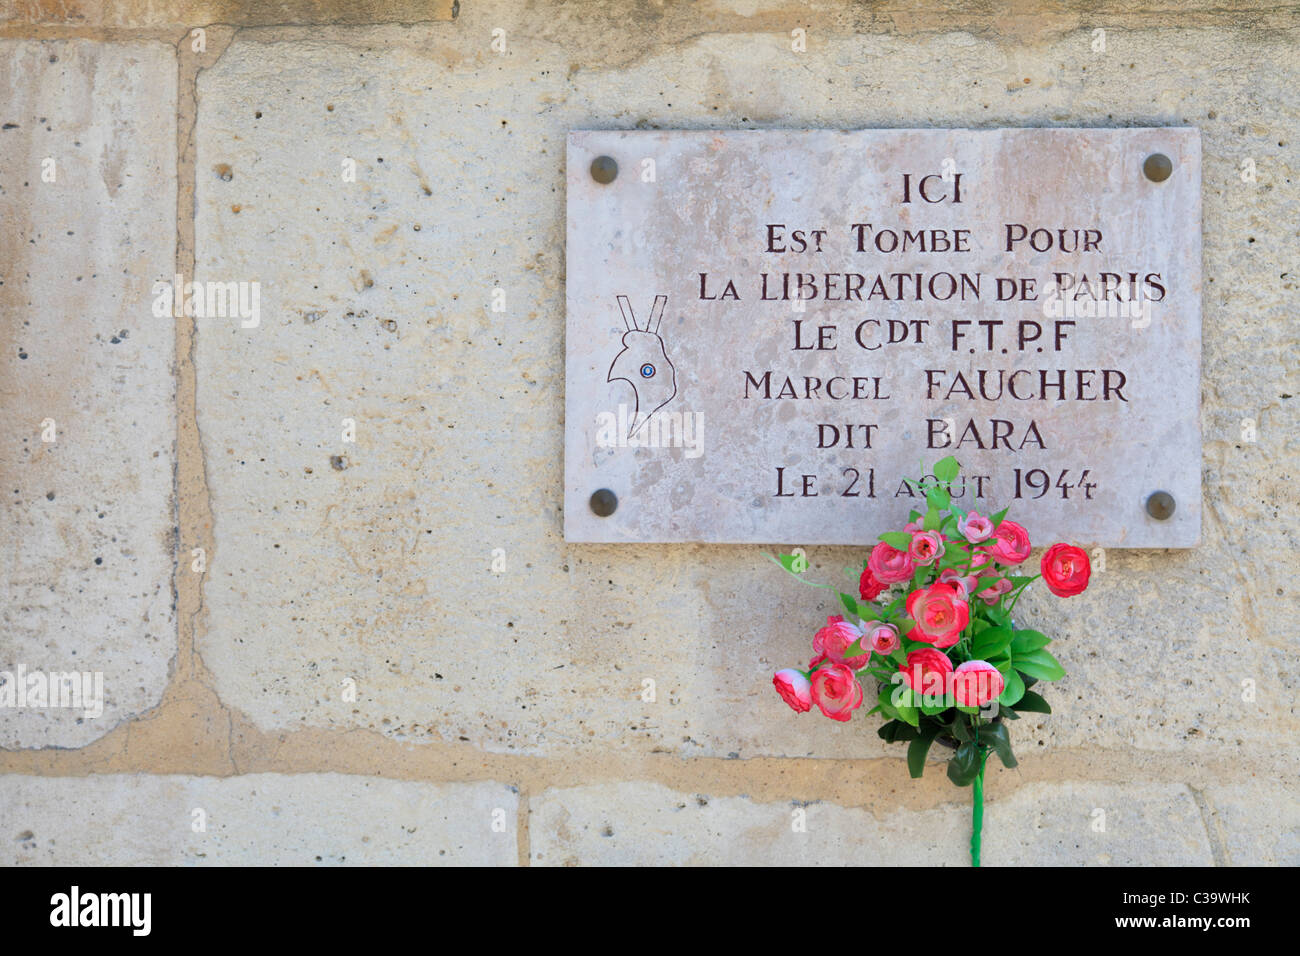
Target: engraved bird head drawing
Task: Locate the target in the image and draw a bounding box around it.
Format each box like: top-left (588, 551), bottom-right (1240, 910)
top-left (607, 294), bottom-right (677, 439)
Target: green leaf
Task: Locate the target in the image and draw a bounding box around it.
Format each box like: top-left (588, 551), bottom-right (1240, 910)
top-left (990, 506), bottom-right (1010, 526)
top-left (1014, 690), bottom-right (1052, 714)
top-left (880, 531), bottom-right (912, 550)
top-left (926, 486), bottom-right (951, 511)
top-left (1006, 575), bottom-right (1038, 588)
top-left (1010, 628), bottom-right (1051, 654)
top-left (998, 705), bottom-right (1020, 720)
top-left (875, 687), bottom-right (898, 721)
top-left (922, 507), bottom-right (942, 531)
top-left (972, 626), bottom-right (1013, 658)
top-left (997, 668), bottom-right (1026, 706)
top-left (878, 719), bottom-right (918, 743)
top-left (839, 592), bottom-right (860, 617)
top-left (907, 728), bottom-right (938, 778)
top-left (947, 741), bottom-right (982, 786)
top-left (920, 699), bottom-right (951, 717)
top-left (950, 716), bottom-right (973, 742)
top-left (933, 456), bottom-right (960, 483)
top-left (977, 721), bottom-right (1018, 769)
top-left (1014, 649), bottom-right (1066, 681)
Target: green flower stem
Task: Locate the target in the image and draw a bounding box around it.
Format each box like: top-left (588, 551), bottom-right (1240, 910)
top-left (971, 747), bottom-right (990, 867)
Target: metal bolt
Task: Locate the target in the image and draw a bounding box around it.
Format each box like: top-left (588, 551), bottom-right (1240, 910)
top-left (1145, 491), bottom-right (1175, 520)
top-left (590, 156), bottom-right (618, 185)
top-left (590, 488), bottom-right (618, 517)
top-left (1143, 153), bottom-right (1173, 183)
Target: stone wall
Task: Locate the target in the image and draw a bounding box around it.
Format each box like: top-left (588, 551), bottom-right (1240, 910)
top-left (1, 0), bottom-right (1296, 865)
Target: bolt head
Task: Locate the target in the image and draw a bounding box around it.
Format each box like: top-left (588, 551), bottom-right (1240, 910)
top-left (1143, 153), bottom-right (1173, 182)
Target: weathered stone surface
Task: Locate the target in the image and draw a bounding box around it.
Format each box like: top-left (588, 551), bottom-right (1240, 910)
top-left (1, 773), bottom-right (518, 864)
top-left (564, 128), bottom-right (1202, 548)
top-left (0, 0), bottom-right (458, 28)
top-left (1204, 782), bottom-right (1300, 866)
top-left (191, 9), bottom-right (1298, 761)
top-left (530, 780), bottom-right (1214, 866)
top-left (0, 40), bottom-right (177, 748)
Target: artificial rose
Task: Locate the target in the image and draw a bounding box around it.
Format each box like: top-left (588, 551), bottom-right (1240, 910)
top-left (976, 576), bottom-right (1014, 605)
top-left (813, 614), bottom-right (864, 660)
top-left (859, 565), bottom-right (887, 601)
top-left (867, 622), bottom-right (900, 655)
top-left (773, 669), bottom-right (812, 713)
top-left (868, 540), bottom-right (916, 584)
top-left (899, 647), bottom-right (953, 696)
top-left (908, 530), bottom-right (946, 566)
top-left (938, 567), bottom-right (980, 597)
top-left (969, 548), bottom-right (995, 578)
top-left (810, 662), bottom-right (864, 721)
top-left (957, 510), bottom-right (994, 543)
top-left (985, 519), bottom-right (1032, 565)
top-left (1041, 543), bottom-right (1091, 597)
top-left (905, 581), bottom-right (970, 648)
top-left (952, 660), bottom-right (1005, 708)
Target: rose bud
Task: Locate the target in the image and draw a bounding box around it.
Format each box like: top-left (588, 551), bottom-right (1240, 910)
top-left (976, 577), bottom-right (1014, 605)
top-left (773, 669), bottom-right (812, 714)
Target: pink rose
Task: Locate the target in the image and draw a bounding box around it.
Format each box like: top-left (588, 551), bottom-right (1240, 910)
top-left (867, 623), bottom-right (900, 655)
top-left (858, 565), bottom-right (886, 601)
top-left (1041, 543), bottom-right (1091, 597)
top-left (899, 648), bottom-right (953, 696)
top-left (985, 519), bottom-right (1031, 565)
top-left (976, 577), bottom-right (1014, 605)
top-left (868, 540), bottom-right (916, 585)
top-left (903, 519), bottom-right (923, 533)
top-left (773, 669), bottom-right (812, 713)
top-left (810, 662), bottom-right (864, 722)
top-left (958, 510), bottom-right (994, 543)
top-left (938, 567), bottom-right (980, 597)
top-left (905, 582), bottom-right (970, 649)
top-left (813, 614), bottom-right (864, 660)
top-left (952, 660), bottom-right (1005, 708)
top-left (908, 530), bottom-right (945, 566)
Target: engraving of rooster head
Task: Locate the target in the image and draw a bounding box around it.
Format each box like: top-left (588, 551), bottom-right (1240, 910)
top-left (607, 294), bottom-right (677, 439)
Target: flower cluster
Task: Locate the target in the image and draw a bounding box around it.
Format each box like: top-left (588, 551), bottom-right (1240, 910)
top-left (769, 457), bottom-right (1090, 787)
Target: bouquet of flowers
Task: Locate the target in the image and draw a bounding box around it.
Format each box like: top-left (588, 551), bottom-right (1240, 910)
top-left (769, 456), bottom-right (1091, 865)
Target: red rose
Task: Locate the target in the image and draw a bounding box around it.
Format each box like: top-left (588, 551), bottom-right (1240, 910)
top-left (986, 519), bottom-right (1032, 565)
top-left (1041, 543), bottom-right (1091, 597)
top-left (859, 565), bottom-right (886, 601)
top-left (810, 662), bottom-right (864, 722)
top-left (905, 581), bottom-right (970, 648)
top-left (868, 540), bottom-right (916, 585)
top-left (899, 648), bottom-right (953, 696)
top-left (952, 660), bottom-right (1005, 707)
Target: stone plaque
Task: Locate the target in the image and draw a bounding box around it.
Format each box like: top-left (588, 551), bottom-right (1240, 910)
top-left (564, 129), bottom-right (1201, 547)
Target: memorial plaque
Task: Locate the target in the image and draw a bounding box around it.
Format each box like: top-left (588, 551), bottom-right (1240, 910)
top-left (564, 129), bottom-right (1201, 547)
